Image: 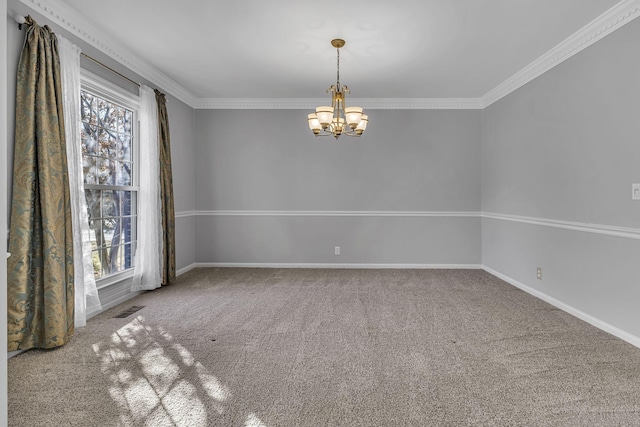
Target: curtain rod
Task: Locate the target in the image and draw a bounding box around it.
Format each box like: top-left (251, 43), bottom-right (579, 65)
top-left (80, 53), bottom-right (141, 88)
top-left (15, 14), bottom-right (141, 88)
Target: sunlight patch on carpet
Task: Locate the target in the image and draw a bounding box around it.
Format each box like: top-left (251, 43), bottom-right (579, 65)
top-left (92, 315), bottom-right (238, 425)
top-left (245, 413), bottom-right (268, 427)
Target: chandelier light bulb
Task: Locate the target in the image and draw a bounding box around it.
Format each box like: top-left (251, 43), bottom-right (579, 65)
top-left (307, 114), bottom-right (321, 134)
top-left (344, 107), bottom-right (363, 129)
top-left (315, 106), bottom-right (334, 128)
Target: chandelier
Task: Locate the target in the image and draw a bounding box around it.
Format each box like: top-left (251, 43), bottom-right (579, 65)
top-left (307, 39), bottom-right (368, 139)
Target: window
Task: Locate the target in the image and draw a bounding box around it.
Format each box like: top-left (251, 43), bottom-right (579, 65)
top-left (80, 81), bottom-right (138, 282)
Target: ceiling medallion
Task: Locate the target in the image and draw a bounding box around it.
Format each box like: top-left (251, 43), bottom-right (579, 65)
top-left (307, 39), bottom-right (368, 140)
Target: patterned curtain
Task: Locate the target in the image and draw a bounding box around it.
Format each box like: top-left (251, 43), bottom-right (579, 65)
top-left (7, 16), bottom-right (74, 351)
top-left (155, 90), bottom-right (176, 285)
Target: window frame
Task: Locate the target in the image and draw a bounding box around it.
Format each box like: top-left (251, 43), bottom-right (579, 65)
top-left (80, 69), bottom-right (140, 289)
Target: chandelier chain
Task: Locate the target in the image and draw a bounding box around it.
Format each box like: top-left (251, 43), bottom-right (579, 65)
top-left (336, 47), bottom-right (340, 89)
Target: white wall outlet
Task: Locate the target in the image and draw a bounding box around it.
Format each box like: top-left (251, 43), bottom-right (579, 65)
top-left (537, 267), bottom-right (542, 280)
top-left (334, 246), bottom-right (340, 255)
top-left (633, 184), bottom-right (640, 200)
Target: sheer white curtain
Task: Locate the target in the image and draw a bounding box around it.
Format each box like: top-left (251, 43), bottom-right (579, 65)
top-left (57, 36), bottom-right (102, 327)
top-left (132, 86), bottom-right (162, 291)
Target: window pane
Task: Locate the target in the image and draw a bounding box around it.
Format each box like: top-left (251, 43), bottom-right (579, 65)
top-left (82, 156), bottom-right (97, 185)
top-left (107, 103), bottom-right (118, 131)
top-left (122, 191), bottom-right (133, 216)
top-left (118, 134), bottom-right (131, 161)
top-left (123, 243), bottom-right (133, 271)
top-left (97, 97), bottom-right (106, 125)
top-left (81, 91), bottom-right (96, 125)
top-left (103, 218), bottom-right (117, 249)
top-left (123, 109), bottom-right (133, 134)
top-left (81, 124), bottom-right (98, 155)
top-left (98, 130), bottom-right (114, 158)
top-left (100, 248), bottom-right (111, 277)
top-left (85, 190), bottom-right (101, 220)
top-left (108, 134), bottom-right (118, 158)
top-left (113, 245), bottom-right (125, 273)
top-left (102, 191), bottom-right (119, 218)
top-left (103, 220), bottom-right (125, 274)
top-left (81, 88), bottom-right (136, 281)
top-left (122, 216), bottom-right (132, 243)
top-left (110, 218), bottom-right (123, 247)
top-left (97, 158), bottom-right (115, 185)
top-left (98, 98), bottom-right (115, 130)
top-left (110, 244), bottom-right (120, 273)
top-left (117, 107), bottom-right (125, 133)
top-left (88, 219), bottom-right (100, 249)
top-left (98, 129), bottom-right (108, 157)
top-left (92, 250), bottom-right (102, 280)
top-left (117, 161), bottom-right (132, 186)
top-left (117, 107), bottom-right (133, 134)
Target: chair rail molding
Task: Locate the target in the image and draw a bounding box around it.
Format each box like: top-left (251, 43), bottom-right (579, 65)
top-left (482, 212), bottom-right (640, 240)
top-left (186, 210), bottom-right (480, 218)
top-left (176, 210), bottom-right (640, 240)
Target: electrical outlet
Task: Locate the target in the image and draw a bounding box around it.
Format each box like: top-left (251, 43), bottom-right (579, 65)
top-left (335, 246), bottom-right (340, 255)
top-left (537, 267), bottom-right (542, 280)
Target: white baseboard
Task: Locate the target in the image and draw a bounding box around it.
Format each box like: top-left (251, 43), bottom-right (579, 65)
top-left (482, 266), bottom-right (640, 349)
top-left (7, 350), bottom-right (25, 359)
top-left (187, 262), bottom-right (482, 270)
top-left (176, 263), bottom-right (198, 276)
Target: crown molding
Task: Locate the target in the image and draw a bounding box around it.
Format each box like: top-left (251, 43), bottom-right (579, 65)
top-left (193, 98), bottom-right (328, 110)
top-left (480, 0), bottom-right (640, 108)
top-left (15, 0), bottom-right (640, 110)
top-left (17, 0), bottom-right (199, 108)
top-left (193, 97), bottom-right (484, 110)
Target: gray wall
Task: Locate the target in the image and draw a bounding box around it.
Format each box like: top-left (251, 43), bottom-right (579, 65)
top-left (193, 109), bottom-right (482, 264)
top-left (165, 95), bottom-right (196, 271)
top-left (481, 17), bottom-right (640, 336)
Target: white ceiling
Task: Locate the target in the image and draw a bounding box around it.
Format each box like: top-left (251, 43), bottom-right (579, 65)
top-left (54, 0), bottom-right (621, 100)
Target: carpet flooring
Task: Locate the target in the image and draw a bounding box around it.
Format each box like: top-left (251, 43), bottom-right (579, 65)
top-left (8, 268), bottom-right (640, 426)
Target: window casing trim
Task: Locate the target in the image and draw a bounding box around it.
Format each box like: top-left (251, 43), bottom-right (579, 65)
top-left (80, 68), bottom-right (139, 110)
top-left (80, 68), bottom-right (140, 286)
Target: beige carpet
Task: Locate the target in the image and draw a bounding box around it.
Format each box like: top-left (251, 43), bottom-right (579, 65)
top-left (8, 268), bottom-right (640, 426)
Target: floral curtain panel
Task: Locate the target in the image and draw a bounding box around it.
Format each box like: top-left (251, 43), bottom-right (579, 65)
top-left (155, 90), bottom-right (176, 285)
top-left (7, 16), bottom-right (74, 350)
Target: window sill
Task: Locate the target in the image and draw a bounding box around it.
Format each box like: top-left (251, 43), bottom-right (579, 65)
top-left (87, 270), bottom-right (141, 320)
top-left (96, 269), bottom-right (134, 290)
